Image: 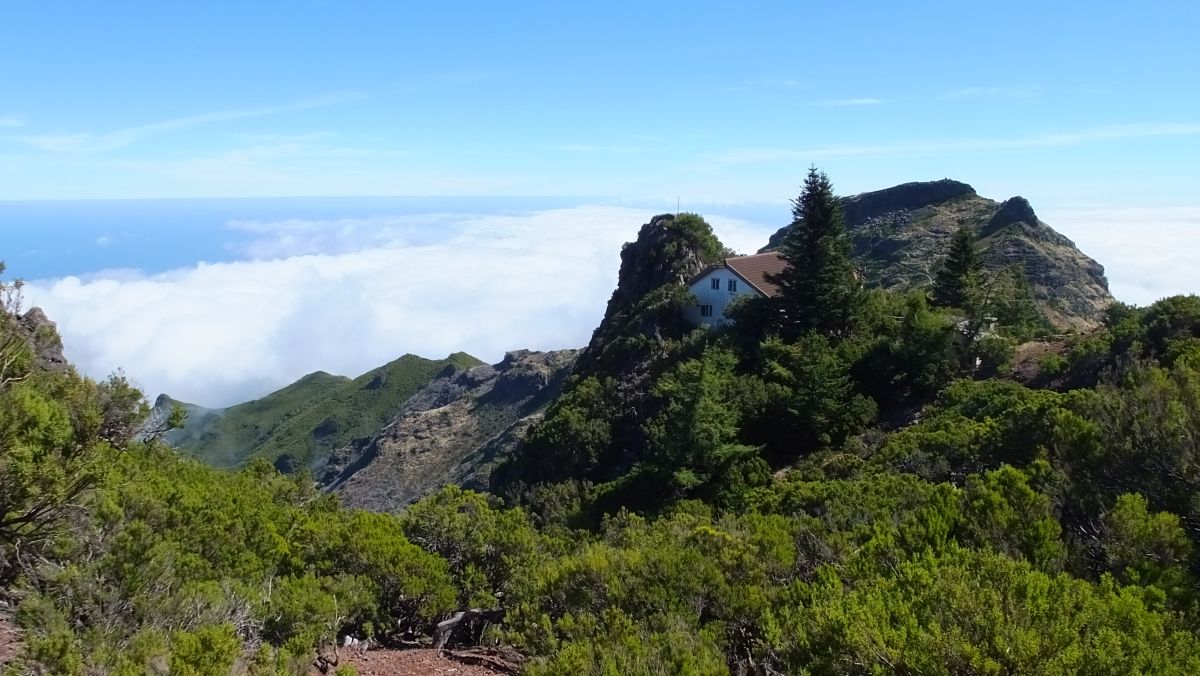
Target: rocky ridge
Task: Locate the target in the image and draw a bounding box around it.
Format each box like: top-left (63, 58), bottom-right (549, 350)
top-left (761, 179), bottom-right (1113, 330)
top-left (11, 308), bottom-right (69, 374)
top-left (490, 213), bottom-right (725, 494)
top-left (320, 349), bottom-right (577, 511)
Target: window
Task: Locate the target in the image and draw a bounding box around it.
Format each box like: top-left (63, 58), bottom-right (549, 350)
top-left (711, 277), bottom-right (720, 290)
top-left (700, 305), bottom-right (713, 317)
top-left (728, 279), bottom-right (737, 292)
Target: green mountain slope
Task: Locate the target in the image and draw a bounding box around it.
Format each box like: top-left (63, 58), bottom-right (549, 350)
top-left (157, 352), bottom-right (483, 469)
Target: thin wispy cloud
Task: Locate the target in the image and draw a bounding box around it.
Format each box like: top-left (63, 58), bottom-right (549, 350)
top-left (721, 77), bottom-right (803, 93)
top-left (714, 123), bottom-right (1200, 164)
top-left (552, 144), bottom-right (649, 153)
top-left (810, 98), bottom-right (885, 107)
top-left (229, 131), bottom-right (338, 144)
top-left (939, 85), bottom-right (1040, 100)
top-left (2, 93), bottom-right (362, 153)
top-left (0, 115), bottom-right (25, 128)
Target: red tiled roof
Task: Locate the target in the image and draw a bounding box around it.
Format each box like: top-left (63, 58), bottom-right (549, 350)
top-left (724, 252), bottom-right (787, 297)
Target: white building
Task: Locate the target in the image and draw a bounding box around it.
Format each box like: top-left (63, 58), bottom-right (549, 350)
top-left (683, 252), bottom-right (788, 327)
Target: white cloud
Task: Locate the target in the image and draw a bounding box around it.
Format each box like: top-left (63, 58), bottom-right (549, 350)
top-left (939, 86), bottom-right (1040, 100)
top-left (3, 93), bottom-right (360, 153)
top-left (810, 98), bottom-right (885, 107)
top-left (1042, 206), bottom-right (1200, 306)
top-left (714, 123), bottom-right (1200, 164)
top-left (721, 77), bottom-right (803, 93)
top-left (0, 115), bottom-right (24, 128)
top-left (24, 206), bottom-right (778, 407)
top-left (551, 144), bottom-right (649, 153)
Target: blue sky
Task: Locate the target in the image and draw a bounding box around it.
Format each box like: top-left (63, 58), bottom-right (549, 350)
top-left (2, 1), bottom-right (1198, 204)
top-left (3, 1), bottom-right (1200, 406)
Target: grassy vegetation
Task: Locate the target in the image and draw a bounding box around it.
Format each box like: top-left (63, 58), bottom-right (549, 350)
top-left (172, 352), bottom-right (482, 470)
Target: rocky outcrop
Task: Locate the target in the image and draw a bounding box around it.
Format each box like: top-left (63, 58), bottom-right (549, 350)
top-left (12, 308), bottom-right (69, 374)
top-left (761, 180), bottom-right (1113, 330)
top-left (490, 214), bottom-right (728, 494)
top-left (573, 213), bottom-right (721, 381)
top-left (320, 349), bottom-right (577, 511)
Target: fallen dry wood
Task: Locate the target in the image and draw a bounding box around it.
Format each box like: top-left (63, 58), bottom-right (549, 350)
top-left (445, 646), bottom-right (526, 674)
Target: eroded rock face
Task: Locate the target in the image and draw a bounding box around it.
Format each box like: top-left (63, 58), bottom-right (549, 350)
top-left (319, 349), bottom-right (578, 511)
top-left (761, 180), bottom-right (1113, 330)
top-left (13, 308), bottom-right (69, 373)
top-left (604, 214), bottom-right (712, 316)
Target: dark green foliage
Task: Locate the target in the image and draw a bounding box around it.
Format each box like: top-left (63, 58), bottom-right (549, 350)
top-left (13, 445), bottom-right (457, 673)
top-left (1101, 493), bottom-right (1194, 600)
top-left (775, 548), bottom-right (1200, 674)
top-left (1060, 363), bottom-right (1200, 540)
top-left (1057, 296), bottom-right (1200, 388)
top-left (398, 486), bottom-right (546, 608)
top-left (932, 225), bottom-right (983, 309)
top-left (643, 347), bottom-right (761, 501)
top-left (170, 624), bottom-right (242, 676)
top-left (853, 292), bottom-right (959, 404)
top-left (0, 274), bottom-right (148, 585)
top-left (959, 464), bottom-right (1066, 571)
top-left (770, 167), bottom-right (862, 338)
top-left (746, 336), bottom-right (876, 463)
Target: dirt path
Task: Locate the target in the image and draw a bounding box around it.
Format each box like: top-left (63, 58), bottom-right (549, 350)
top-left (0, 611), bottom-right (22, 668)
top-left (317, 648), bottom-right (516, 676)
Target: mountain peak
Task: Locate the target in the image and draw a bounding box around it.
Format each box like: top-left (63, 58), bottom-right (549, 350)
top-left (758, 179), bottom-right (1112, 330)
top-left (980, 196), bottom-right (1040, 238)
top-left (841, 179), bottom-right (978, 225)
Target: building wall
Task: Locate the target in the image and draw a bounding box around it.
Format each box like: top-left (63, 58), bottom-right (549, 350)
top-left (683, 268), bottom-right (761, 327)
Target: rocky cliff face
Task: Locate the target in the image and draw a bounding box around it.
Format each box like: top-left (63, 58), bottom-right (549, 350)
top-left (320, 349), bottom-right (577, 511)
top-left (490, 213), bottom-right (727, 494)
top-left (761, 180), bottom-right (1113, 330)
top-left (572, 213), bottom-right (719, 380)
top-left (13, 308), bottom-right (69, 374)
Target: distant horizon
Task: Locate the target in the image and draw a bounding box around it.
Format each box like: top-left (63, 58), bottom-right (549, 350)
top-left (5, 193), bottom-right (1198, 408)
top-left (3, 0), bottom-right (1197, 407)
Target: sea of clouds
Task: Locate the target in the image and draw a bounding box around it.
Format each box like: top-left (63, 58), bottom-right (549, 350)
top-left (1042, 206), bottom-right (1200, 306)
top-left (24, 206), bottom-right (778, 407)
top-left (20, 203), bottom-right (1200, 408)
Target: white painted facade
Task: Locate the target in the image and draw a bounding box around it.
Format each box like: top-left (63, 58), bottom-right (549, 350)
top-left (683, 268), bottom-right (761, 327)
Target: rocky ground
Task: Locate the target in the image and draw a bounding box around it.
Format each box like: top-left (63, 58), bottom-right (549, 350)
top-left (1010, 337), bottom-right (1071, 385)
top-left (316, 648), bottom-right (515, 675)
top-left (0, 611), bottom-right (21, 668)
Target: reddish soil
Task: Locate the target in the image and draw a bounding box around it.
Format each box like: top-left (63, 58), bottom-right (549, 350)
top-left (0, 612), bottom-right (22, 667)
top-left (1010, 338), bottom-right (1069, 383)
top-left (318, 648), bottom-right (516, 676)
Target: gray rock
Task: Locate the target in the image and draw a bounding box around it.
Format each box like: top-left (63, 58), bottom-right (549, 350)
top-left (760, 179), bottom-right (1113, 330)
top-left (319, 348), bottom-right (578, 511)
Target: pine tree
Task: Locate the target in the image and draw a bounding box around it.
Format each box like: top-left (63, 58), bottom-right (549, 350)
top-left (769, 167), bottom-right (861, 337)
top-left (932, 226), bottom-right (982, 309)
